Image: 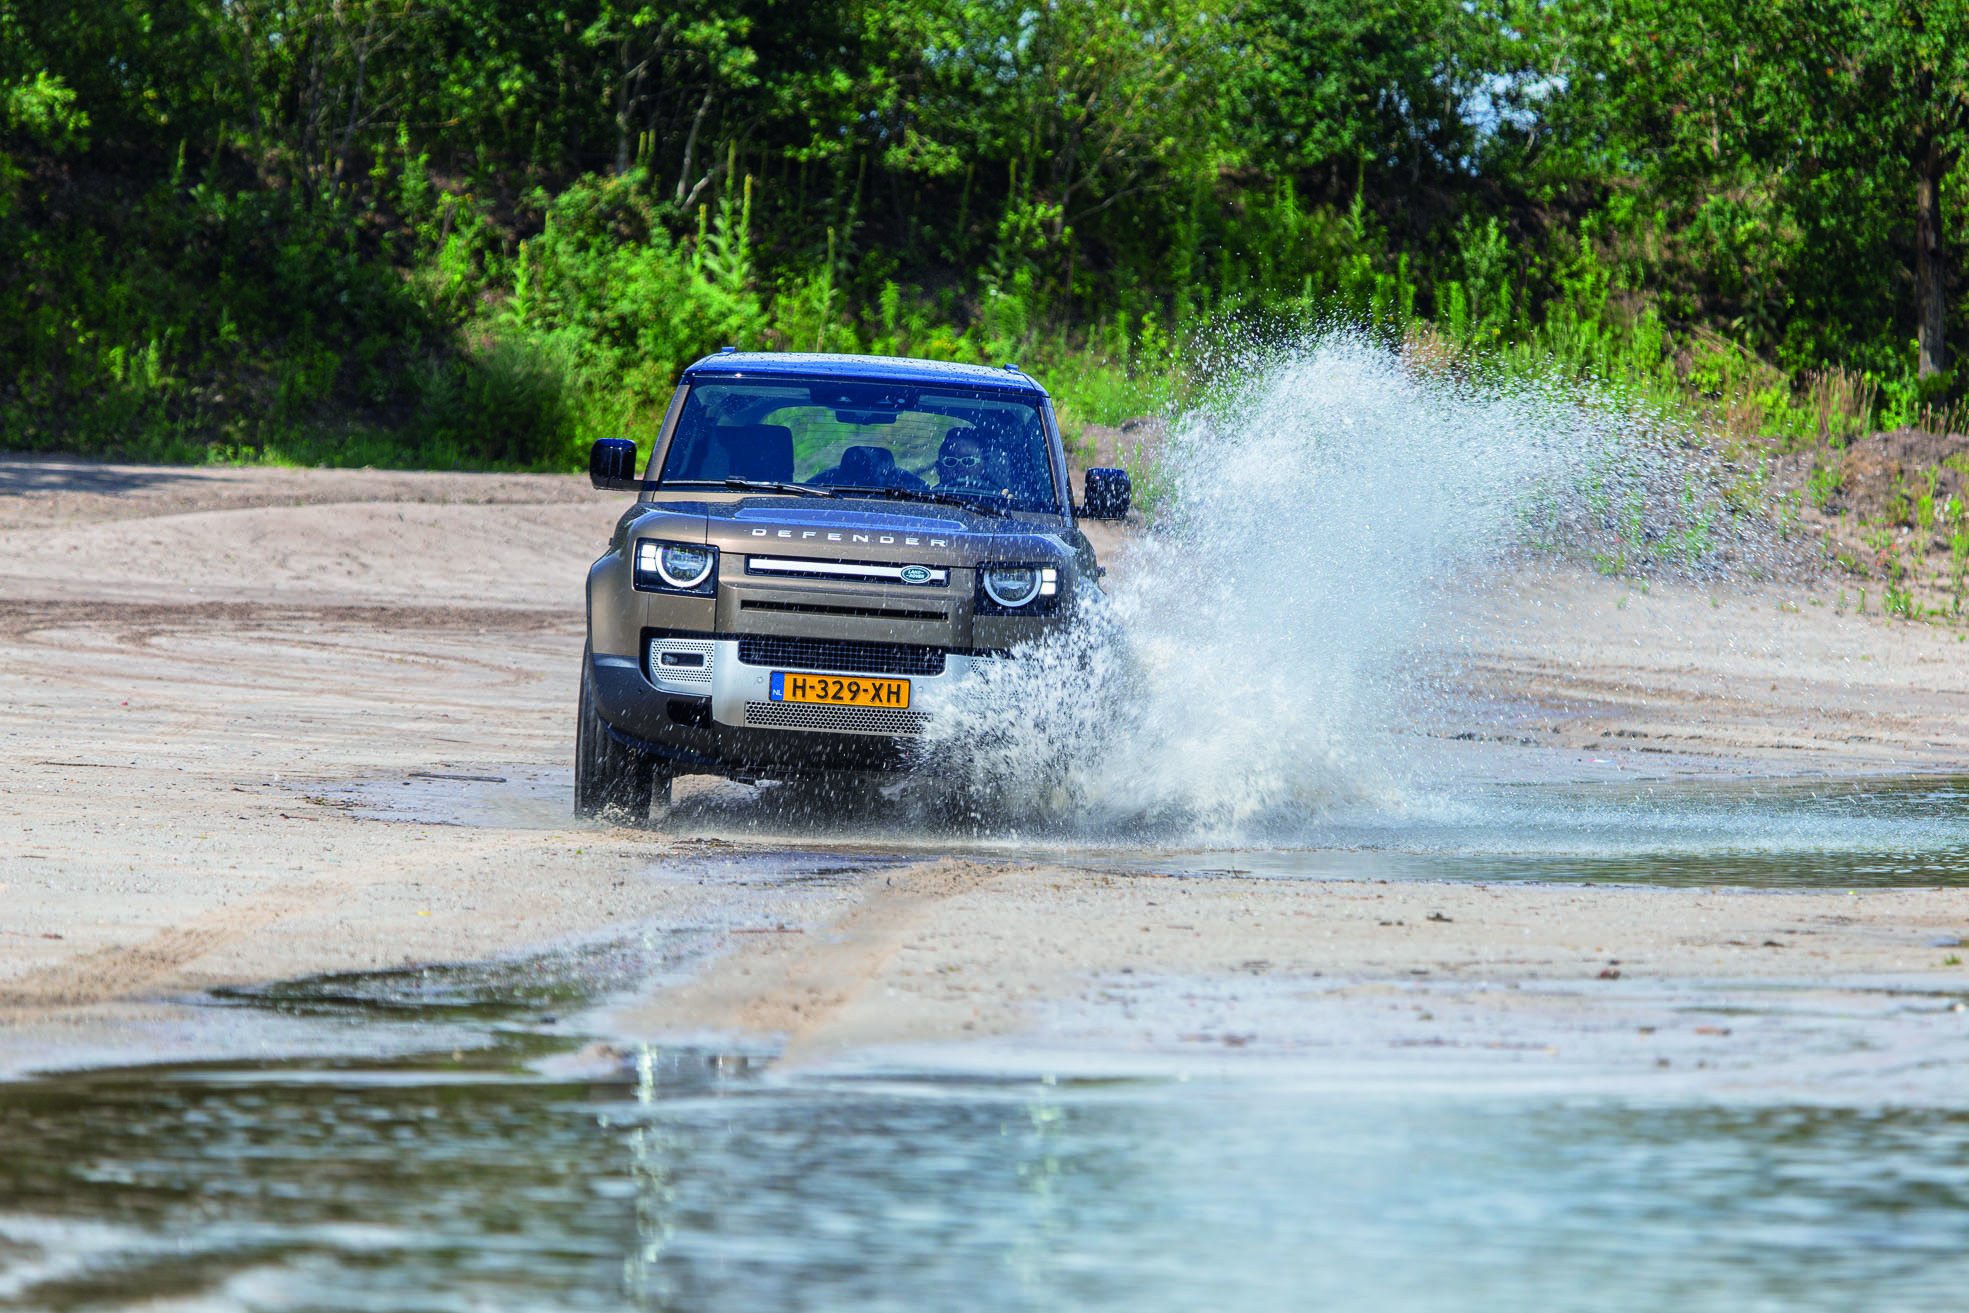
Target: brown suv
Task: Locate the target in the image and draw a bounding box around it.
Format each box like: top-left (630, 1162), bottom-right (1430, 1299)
top-left (576, 351), bottom-right (1131, 818)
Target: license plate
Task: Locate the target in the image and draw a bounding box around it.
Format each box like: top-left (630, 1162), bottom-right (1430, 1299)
top-left (769, 672), bottom-right (911, 708)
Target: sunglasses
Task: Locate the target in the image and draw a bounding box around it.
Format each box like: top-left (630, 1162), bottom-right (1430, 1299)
top-left (939, 453), bottom-right (983, 469)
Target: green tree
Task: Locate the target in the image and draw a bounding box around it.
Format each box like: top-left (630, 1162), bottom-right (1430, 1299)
top-left (1807, 0), bottom-right (1969, 378)
top-left (580, 0), bottom-right (756, 188)
top-left (1240, 0), bottom-right (1526, 184)
top-left (6, 0), bottom-right (1967, 464)
top-left (1532, 0), bottom-right (1969, 377)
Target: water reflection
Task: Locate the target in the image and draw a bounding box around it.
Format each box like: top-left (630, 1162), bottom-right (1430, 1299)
top-left (615, 1075), bottom-right (1969, 1312)
top-left (5, 1045), bottom-right (1968, 1311)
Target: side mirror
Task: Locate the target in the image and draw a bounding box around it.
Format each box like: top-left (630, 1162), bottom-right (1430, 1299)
top-left (590, 438), bottom-right (642, 491)
top-left (1080, 467), bottom-right (1132, 519)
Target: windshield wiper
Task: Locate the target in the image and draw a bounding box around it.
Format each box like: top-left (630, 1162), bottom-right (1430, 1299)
top-left (828, 484), bottom-right (1013, 519)
top-left (723, 476), bottom-right (839, 498)
top-left (657, 477), bottom-right (837, 498)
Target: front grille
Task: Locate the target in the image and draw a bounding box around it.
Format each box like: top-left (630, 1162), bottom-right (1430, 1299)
top-left (746, 556), bottom-right (949, 587)
top-left (744, 700), bottom-right (926, 736)
top-left (737, 635), bottom-right (947, 677)
top-left (740, 598), bottom-right (947, 623)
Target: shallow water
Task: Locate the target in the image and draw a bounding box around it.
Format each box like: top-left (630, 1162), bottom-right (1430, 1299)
top-left (1077, 774), bottom-right (1969, 887)
top-left (637, 772), bottom-right (1969, 888)
top-left (8, 772), bottom-right (1967, 1307)
top-left (5, 1030), bottom-right (1969, 1313)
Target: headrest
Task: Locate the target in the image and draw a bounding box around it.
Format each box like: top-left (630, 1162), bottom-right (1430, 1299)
top-left (839, 445), bottom-right (897, 481)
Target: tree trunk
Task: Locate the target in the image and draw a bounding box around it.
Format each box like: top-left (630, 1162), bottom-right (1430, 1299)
top-left (613, 38), bottom-right (633, 176)
top-left (1915, 133), bottom-right (1946, 378)
top-left (334, 10), bottom-right (379, 186)
top-left (675, 88), bottom-right (713, 205)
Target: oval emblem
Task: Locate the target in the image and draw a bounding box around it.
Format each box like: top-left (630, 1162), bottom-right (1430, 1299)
top-left (899, 565), bottom-right (933, 585)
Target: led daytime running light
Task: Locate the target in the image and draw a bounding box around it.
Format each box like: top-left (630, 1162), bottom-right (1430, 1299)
top-left (982, 564), bottom-right (1049, 609)
top-left (636, 540), bottom-right (717, 591)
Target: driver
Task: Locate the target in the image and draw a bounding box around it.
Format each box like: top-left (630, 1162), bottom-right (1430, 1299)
top-left (934, 431), bottom-right (1000, 495)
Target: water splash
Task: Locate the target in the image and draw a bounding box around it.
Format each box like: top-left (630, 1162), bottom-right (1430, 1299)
top-left (917, 330), bottom-right (1729, 838)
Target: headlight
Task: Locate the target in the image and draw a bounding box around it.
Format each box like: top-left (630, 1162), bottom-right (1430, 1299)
top-left (979, 563), bottom-right (1058, 611)
top-left (634, 540), bottom-right (718, 593)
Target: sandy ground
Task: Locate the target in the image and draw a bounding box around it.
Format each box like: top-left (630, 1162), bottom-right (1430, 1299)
top-left (2, 455), bottom-right (1966, 1088)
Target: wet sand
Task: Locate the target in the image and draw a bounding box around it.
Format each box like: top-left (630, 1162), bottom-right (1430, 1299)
top-left (2, 456), bottom-right (1966, 1082)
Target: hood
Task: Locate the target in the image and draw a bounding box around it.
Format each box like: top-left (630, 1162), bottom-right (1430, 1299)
top-left (624, 496), bottom-right (1071, 569)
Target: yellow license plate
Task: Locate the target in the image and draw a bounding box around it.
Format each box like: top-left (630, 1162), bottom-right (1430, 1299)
top-left (769, 671), bottom-right (911, 708)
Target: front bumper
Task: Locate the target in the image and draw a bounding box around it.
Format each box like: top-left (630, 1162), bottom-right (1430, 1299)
top-left (584, 509), bottom-right (1082, 777)
top-left (588, 640), bottom-right (994, 777)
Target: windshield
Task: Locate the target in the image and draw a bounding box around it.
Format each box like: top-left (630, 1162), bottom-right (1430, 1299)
top-left (657, 377), bottom-right (1062, 514)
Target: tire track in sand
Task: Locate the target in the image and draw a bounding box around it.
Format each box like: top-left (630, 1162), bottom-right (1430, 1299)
top-left (0, 876), bottom-right (354, 1012)
top-left (624, 859), bottom-right (1008, 1065)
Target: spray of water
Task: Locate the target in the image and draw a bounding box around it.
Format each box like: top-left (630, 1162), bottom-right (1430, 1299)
top-left (915, 329), bottom-right (1750, 840)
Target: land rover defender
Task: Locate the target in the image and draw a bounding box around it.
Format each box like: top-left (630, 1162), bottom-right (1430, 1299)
top-left (576, 351), bottom-right (1132, 818)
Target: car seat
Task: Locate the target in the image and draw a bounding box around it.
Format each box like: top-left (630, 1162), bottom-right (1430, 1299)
top-left (812, 444), bottom-right (929, 490)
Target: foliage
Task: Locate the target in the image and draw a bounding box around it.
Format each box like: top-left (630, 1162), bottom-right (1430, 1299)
top-left (2, 0), bottom-right (1968, 469)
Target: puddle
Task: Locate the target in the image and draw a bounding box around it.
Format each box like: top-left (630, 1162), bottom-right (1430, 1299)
top-left (4, 1024), bottom-right (1969, 1311)
top-left (207, 932), bottom-right (695, 1026)
top-left (645, 845), bottom-right (915, 889)
top-left (1104, 774), bottom-right (1969, 887)
top-left (296, 764), bottom-right (577, 829)
top-left (653, 774), bottom-right (1969, 889)
top-left (9, 773), bottom-right (1964, 1306)
top-left (291, 765), bottom-right (1969, 889)
top-left (3, 771), bottom-right (1969, 1307)
top-left (1080, 840), bottom-right (1969, 889)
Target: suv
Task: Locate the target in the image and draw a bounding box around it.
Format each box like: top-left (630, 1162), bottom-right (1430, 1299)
top-left (576, 351), bottom-right (1131, 818)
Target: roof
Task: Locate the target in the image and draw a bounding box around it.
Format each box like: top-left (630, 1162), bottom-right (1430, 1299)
top-left (681, 351), bottom-right (1049, 396)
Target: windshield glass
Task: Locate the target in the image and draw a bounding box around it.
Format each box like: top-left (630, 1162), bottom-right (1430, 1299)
top-left (658, 377), bottom-right (1061, 514)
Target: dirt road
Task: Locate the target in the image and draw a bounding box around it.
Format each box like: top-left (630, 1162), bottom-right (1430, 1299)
top-left (2, 456), bottom-right (1965, 1084)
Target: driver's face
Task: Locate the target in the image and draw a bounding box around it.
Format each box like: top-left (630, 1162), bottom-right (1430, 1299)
top-left (938, 438), bottom-right (983, 476)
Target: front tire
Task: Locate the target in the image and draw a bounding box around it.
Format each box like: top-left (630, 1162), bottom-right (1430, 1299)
top-left (575, 649), bottom-right (671, 821)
